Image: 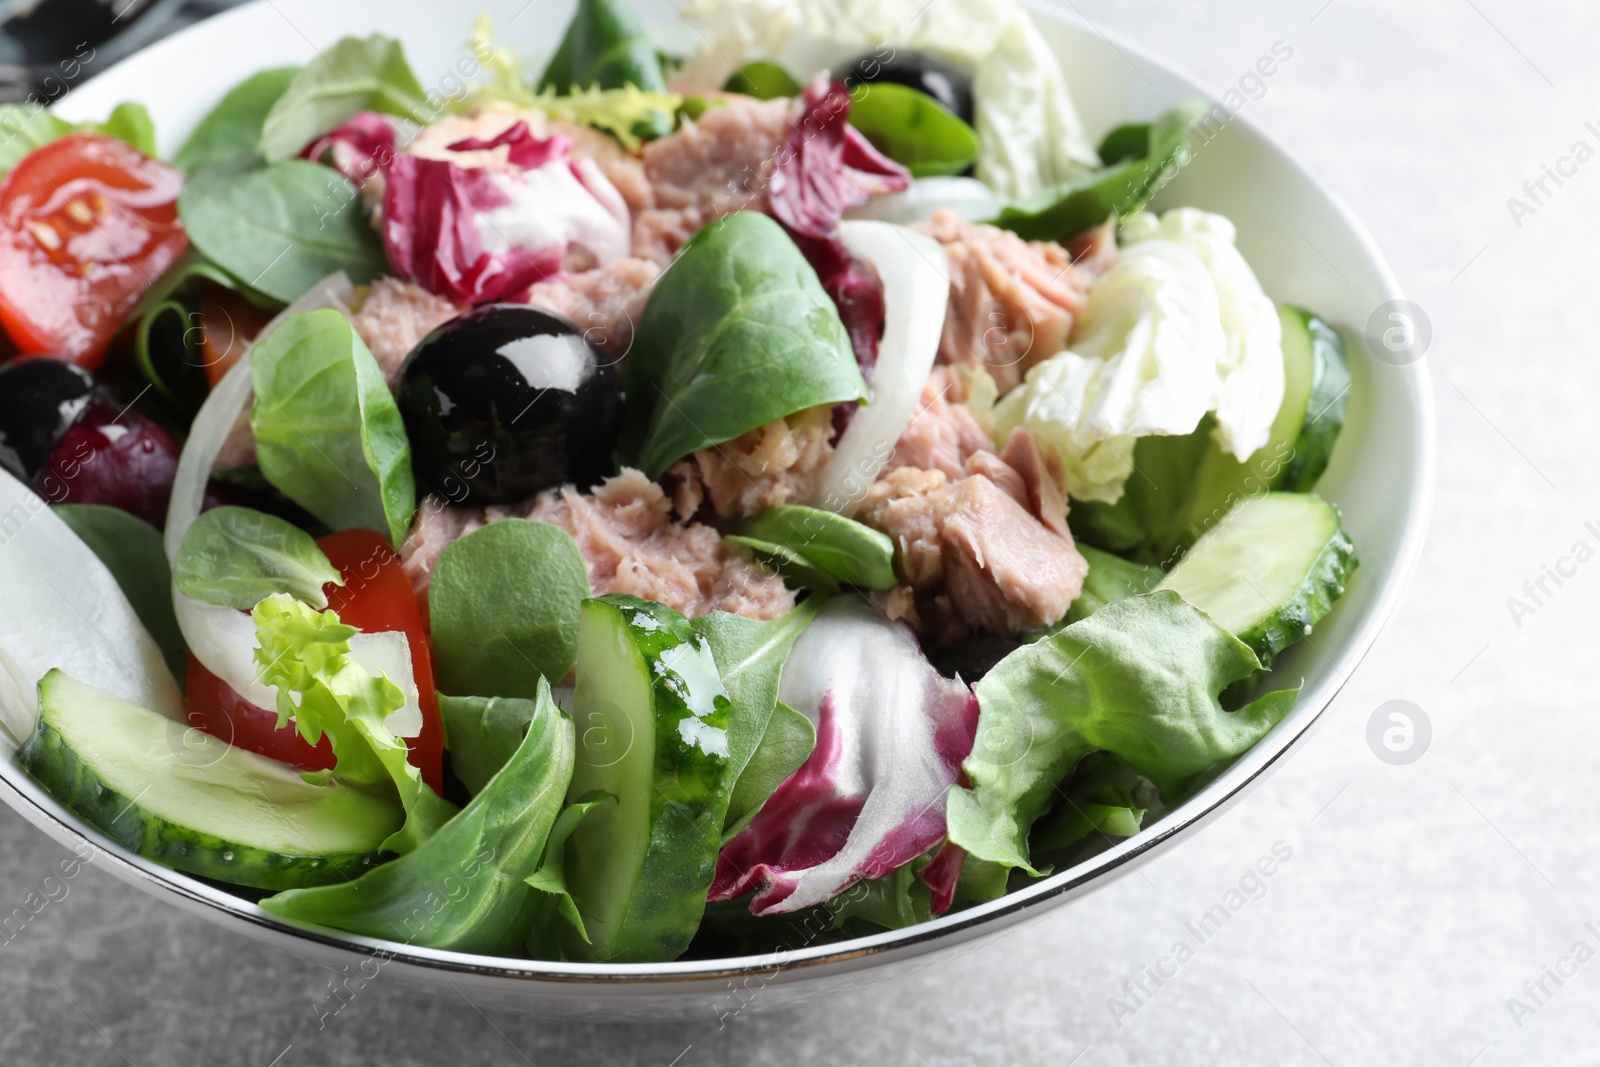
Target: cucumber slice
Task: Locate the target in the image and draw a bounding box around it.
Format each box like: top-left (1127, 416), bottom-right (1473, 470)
top-left (20, 671), bottom-right (400, 889)
top-left (1156, 493), bottom-right (1356, 664)
top-left (1276, 306), bottom-right (1351, 492)
top-left (563, 596), bottom-right (737, 962)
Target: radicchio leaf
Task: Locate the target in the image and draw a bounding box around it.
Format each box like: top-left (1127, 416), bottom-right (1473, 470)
top-left (445, 120), bottom-right (571, 170)
top-left (710, 596), bottom-right (978, 915)
top-left (769, 76), bottom-right (910, 241)
top-left (299, 111), bottom-right (397, 187)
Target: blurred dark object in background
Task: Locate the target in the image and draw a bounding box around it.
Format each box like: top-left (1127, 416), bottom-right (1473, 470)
top-left (0, 0), bottom-right (246, 102)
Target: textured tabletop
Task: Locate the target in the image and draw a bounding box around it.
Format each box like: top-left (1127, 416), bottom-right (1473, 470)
top-left (1, 0), bottom-right (1590, 1063)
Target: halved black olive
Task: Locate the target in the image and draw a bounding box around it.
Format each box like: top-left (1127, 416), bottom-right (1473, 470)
top-left (398, 304), bottom-right (623, 506)
top-left (0, 358), bottom-right (95, 482)
top-left (844, 50), bottom-right (975, 127)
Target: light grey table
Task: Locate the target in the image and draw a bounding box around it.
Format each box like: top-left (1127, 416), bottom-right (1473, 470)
top-left (1, 0), bottom-right (1589, 1062)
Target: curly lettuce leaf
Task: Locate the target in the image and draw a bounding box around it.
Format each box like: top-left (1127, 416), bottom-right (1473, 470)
top-left (252, 595), bottom-right (455, 854)
top-left (262, 679), bottom-right (572, 954)
top-left (947, 591), bottom-right (1297, 875)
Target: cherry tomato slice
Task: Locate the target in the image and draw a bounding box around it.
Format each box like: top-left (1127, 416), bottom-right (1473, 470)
top-left (185, 656), bottom-right (337, 773)
top-left (319, 529), bottom-right (445, 795)
top-left (0, 133), bottom-right (187, 368)
top-left (184, 530), bottom-right (445, 793)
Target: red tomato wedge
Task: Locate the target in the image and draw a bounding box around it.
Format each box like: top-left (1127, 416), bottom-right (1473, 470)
top-left (184, 529), bottom-right (445, 794)
top-left (318, 529), bottom-right (445, 795)
top-left (0, 133), bottom-right (187, 368)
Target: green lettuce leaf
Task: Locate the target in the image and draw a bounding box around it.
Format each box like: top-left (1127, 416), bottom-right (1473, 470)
top-left (79, 102), bottom-right (157, 156)
top-left (1061, 544), bottom-right (1163, 626)
top-left (0, 100), bottom-right (158, 176)
top-left (258, 34), bottom-right (427, 161)
top-left (428, 519), bottom-right (590, 698)
top-left (177, 65), bottom-right (301, 171)
top-left (252, 595), bottom-right (455, 854)
top-left (261, 679), bottom-right (573, 954)
top-left (173, 505), bottom-right (342, 610)
top-left (1028, 752), bottom-right (1157, 862)
top-left (620, 213), bottom-right (867, 478)
top-left (722, 699), bottom-right (815, 844)
top-left (439, 692), bottom-right (541, 797)
top-left (250, 309), bottom-right (415, 547)
top-left (947, 591), bottom-right (1298, 875)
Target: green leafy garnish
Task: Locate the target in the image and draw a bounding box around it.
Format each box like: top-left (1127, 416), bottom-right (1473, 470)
top-left (738, 505), bottom-right (898, 591)
top-left (848, 82), bottom-right (978, 178)
top-left (722, 700), bottom-right (815, 843)
top-left (177, 66), bottom-right (301, 171)
top-left (258, 34), bottom-right (427, 161)
top-left (252, 595), bottom-right (456, 855)
top-left (723, 61), bottom-right (801, 100)
top-left (620, 212), bottom-right (867, 478)
top-left (249, 309), bottom-right (416, 549)
top-left (524, 790), bottom-right (614, 953)
top-left (173, 505), bottom-right (342, 610)
top-left (429, 519), bottom-right (591, 699)
top-left (439, 692), bottom-right (542, 797)
top-left (538, 0), bottom-right (673, 139)
top-left (261, 678), bottom-right (572, 954)
top-left (1060, 544), bottom-right (1163, 626)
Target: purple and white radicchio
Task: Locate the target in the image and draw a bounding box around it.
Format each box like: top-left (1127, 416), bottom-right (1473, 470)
top-left (300, 111), bottom-right (398, 187)
top-left (380, 120), bottom-right (630, 304)
top-left (710, 597), bottom-right (979, 915)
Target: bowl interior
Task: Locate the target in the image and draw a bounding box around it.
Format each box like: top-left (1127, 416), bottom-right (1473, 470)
top-left (12, 0), bottom-right (1435, 1013)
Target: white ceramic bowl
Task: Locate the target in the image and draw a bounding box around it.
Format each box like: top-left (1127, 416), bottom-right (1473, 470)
top-left (0, 0), bottom-right (1434, 1020)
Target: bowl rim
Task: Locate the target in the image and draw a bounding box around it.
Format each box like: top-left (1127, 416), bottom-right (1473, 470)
top-left (3, 0), bottom-right (1437, 987)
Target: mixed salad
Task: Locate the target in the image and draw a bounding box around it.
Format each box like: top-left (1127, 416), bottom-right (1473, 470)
top-left (0, 0), bottom-right (1357, 963)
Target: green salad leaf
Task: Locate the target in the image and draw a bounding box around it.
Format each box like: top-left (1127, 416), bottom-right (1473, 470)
top-left (177, 157), bottom-right (387, 303)
top-left (261, 678), bottom-right (573, 954)
top-left (439, 692), bottom-right (542, 797)
top-left (79, 102), bottom-right (157, 156)
top-left (739, 505), bottom-right (898, 591)
top-left (0, 100), bottom-right (158, 177)
top-left (824, 858), bottom-right (936, 932)
top-left (538, 0), bottom-right (672, 138)
top-left (173, 505), bottom-right (342, 610)
top-left (52, 505), bottom-right (188, 687)
top-left (620, 212), bottom-right (867, 478)
top-left (1067, 426), bottom-right (1212, 565)
top-left (990, 99), bottom-right (1210, 242)
top-left (724, 535), bottom-right (840, 595)
top-left (1061, 544), bottom-right (1163, 626)
top-left (259, 34), bottom-right (426, 161)
top-left (250, 309), bottom-right (416, 548)
top-left (525, 790), bottom-right (614, 954)
top-left (253, 595), bottom-right (457, 855)
top-left (722, 699), bottom-right (815, 843)
top-left (947, 591), bottom-right (1298, 875)
top-left (1028, 752), bottom-right (1157, 861)
top-left (428, 520), bottom-right (590, 699)
top-left (177, 65), bottom-right (301, 171)
top-left (848, 82), bottom-right (978, 178)
top-left (723, 61), bottom-right (801, 100)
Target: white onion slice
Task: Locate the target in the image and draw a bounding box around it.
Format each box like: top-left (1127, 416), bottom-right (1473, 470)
top-left (844, 176), bottom-right (1002, 226)
top-left (0, 472), bottom-right (183, 751)
top-left (163, 272), bottom-right (424, 738)
top-left (813, 221), bottom-right (949, 517)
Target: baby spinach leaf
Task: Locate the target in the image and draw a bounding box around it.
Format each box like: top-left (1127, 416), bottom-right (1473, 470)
top-left (847, 82), bottom-right (977, 178)
top-left (439, 692), bottom-right (542, 797)
top-left (259, 34), bottom-right (426, 161)
top-left (173, 505), bottom-right (342, 610)
top-left (524, 790), bottom-right (614, 954)
top-left (178, 157), bottom-right (386, 303)
top-left (990, 99), bottom-right (1210, 242)
top-left (688, 596), bottom-right (822, 791)
top-left (177, 65), bottom-right (301, 171)
top-left (722, 699), bottom-right (815, 843)
top-left (53, 505), bottom-right (188, 686)
top-left (620, 212), bottom-right (867, 478)
top-left (261, 678), bottom-right (573, 955)
top-left (723, 61), bottom-right (801, 100)
top-left (946, 591), bottom-right (1298, 876)
top-left (428, 520), bottom-right (591, 700)
top-left (250, 309), bottom-right (416, 547)
top-left (538, 0), bottom-right (672, 138)
top-left (739, 505), bottom-right (898, 590)
top-left (1061, 544), bottom-right (1163, 626)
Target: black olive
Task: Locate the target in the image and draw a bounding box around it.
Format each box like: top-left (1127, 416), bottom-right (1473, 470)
top-left (0, 359), bottom-right (95, 483)
top-left (844, 50), bottom-right (975, 126)
top-left (398, 304), bottom-right (622, 506)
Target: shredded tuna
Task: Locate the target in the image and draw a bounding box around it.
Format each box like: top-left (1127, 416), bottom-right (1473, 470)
top-left (915, 211), bottom-right (1116, 393)
top-left (400, 469), bottom-right (795, 622)
top-left (351, 277), bottom-right (465, 382)
top-left (525, 256), bottom-right (661, 360)
top-left (667, 406), bottom-right (835, 520)
top-left (885, 367), bottom-right (995, 481)
top-left (858, 450), bottom-right (1087, 639)
top-left (631, 96), bottom-right (790, 263)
